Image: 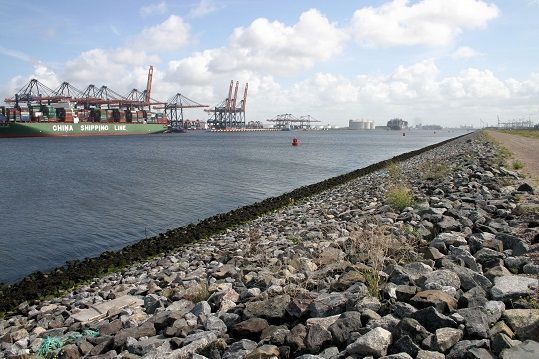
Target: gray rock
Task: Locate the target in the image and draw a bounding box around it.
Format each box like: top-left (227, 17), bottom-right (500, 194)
top-left (191, 301), bottom-right (212, 317)
top-left (319, 346), bottom-right (340, 359)
top-left (168, 331), bottom-right (217, 359)
top-left (394, 302), bottom-right (417, 318)
top-left (416, 350), bottom-right (445, 359)
top-left (500, 340), bottom-right (539, 359)
top-left (484, 301), bottom-right (505, 325)
top-left (434, 327), bottom-right (463, 352)
top-left (449, 264), bottom-right (492, 291)
top-left (309, 293), bottom-right (348, 317)
top-left (346, 327), bottom-right (392, 357)
top-left (222, 339), bottom-right (258, 359)
top-left (394, 317), bottom-right (430, 343)
top-left (245, 344), bottom-right (280, 359)
top-left (490, 276), bottom-right (538, 301)
top-left (446, 339), bottom-right (490, 359)
top-left (503, 309), bottom-right (539, 341)
top-left (204, 316), bottom-right (227, 335)
top-left (457, 307), bottom-right (490, 338)
top-left (418, 269), bottom-right (461, 291)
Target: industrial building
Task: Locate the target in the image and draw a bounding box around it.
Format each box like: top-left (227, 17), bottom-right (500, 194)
top-left (349, 119), bottom-right (375, 130)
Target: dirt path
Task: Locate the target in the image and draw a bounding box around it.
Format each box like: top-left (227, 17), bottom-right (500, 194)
top-left (487, 130), bottom-right (539, 188)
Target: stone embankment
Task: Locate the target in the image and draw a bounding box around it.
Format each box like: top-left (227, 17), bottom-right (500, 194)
top-left (1, 132), bottom-right (538, 358)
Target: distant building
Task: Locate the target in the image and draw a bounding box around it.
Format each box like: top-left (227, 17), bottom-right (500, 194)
top-left (422, 125), bottom-right (442, 130)
top-left (387, 118), bottom-right (408, 130)
top-left (349, 119), bottom-right (375, 130)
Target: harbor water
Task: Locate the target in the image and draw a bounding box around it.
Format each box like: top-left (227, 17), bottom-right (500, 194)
top-left (0, 129), bottom-right (469, 283)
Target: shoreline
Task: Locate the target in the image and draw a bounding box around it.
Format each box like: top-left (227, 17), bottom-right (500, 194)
top-left (0, 132), bottom-right (471, 314)
top-left (2, 130), bottom-right (538, 358)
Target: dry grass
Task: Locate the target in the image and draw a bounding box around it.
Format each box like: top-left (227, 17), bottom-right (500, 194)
top-left (345, 225), bottom-right (414, 297)
top-left (498, 129), bottom-right (539, 139)
top-left (512, 160), bottom-right (524, 170)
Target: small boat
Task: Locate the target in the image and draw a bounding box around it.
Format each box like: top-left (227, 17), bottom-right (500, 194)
top-left (292, 138), bottom-right (300, 146)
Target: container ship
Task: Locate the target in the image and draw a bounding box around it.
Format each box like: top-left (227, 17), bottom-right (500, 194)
top-left (0, 66), bottom-right (208, 138)
top-left (387, 118), bottom-right (409, 130)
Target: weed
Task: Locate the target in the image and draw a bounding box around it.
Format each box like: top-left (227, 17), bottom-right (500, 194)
top-left (386, 185), bottom-right (415, 212)
top-left (420, 162), bottom-right (452, 181)
top-left (512, 160), bottom-right (524, 170)
top-left (386, 161), bottom-right (402, 182)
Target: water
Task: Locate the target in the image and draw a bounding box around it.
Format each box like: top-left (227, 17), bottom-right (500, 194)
top-left (0, 129), bottom-right (468, 283)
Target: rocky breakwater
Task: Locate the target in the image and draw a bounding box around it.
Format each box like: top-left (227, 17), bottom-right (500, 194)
top-left (1, 132), bottom-right (538, 359)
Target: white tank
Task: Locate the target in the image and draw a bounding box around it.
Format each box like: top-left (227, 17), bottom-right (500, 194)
top-left (349, 119), bottom-right (375, 130)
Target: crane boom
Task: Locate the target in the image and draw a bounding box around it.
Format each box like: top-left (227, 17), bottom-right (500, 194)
top-left (242, 83), bottom-right (248, 111)
top-left (145, 65), bottom-right (153, 103)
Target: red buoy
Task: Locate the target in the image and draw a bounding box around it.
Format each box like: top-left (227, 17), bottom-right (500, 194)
top-left (292, 138), bottom-right (300, 146)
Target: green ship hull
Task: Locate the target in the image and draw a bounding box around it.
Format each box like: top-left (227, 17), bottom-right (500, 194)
top-left (0, 122), bottom-right (167, 138)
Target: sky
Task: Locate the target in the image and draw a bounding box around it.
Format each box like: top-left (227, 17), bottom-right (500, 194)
top-left (1, 0), bottom-right (538, 128)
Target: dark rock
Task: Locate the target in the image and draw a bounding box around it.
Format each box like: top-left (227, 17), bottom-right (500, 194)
top-left (331, 271), bottom-right (366, 291)
top-left (77, 339), bottom-right (94, 356)
top-left (151, 310), bottom-right (184, 331)
top-left (231, 318), bottom-right (269, 340)
top-left (286, 293), bottom-right (315, 318)
top-left (395, 285), bottom-right (417, 302)
top-left (328, 315), bottom-right (363, 345)
top-left (222, 339), bottom-right (257, 359)
top-left (114, 321), bottom-right (156, 348)
top-left (98, 319), bottom-right (123, 336)
top-left (388, 335), bottom-right (420, 358)
top-left (516, 183), bottom-right (533, 193)
top-left (286, 324), bottom-right (307, 354)
top-left (411, 307), bottom-right (457, 333)
top-left (460, 286), bottom-right (488, 308)
top-left (58, 344), bottom-right (81, 359)
top-left (143, 294), bottom-right (166, 314)
top-left (458, 307), bottom-right (490, 338)
top-left (446, 339), bottom-right (490, 359)
top-left (305, 324), bottom-right (332, 354)
top-left (467, 347), bottom-right (495, 358)
top-left (244, 295), bottom-right (290, 321)
top-left (500, 340), bottom-right (539, 359)
top-left (490, 332), bottom-right (514, 355)
top-left (89, 336), bottom-right (114, 356)
top-left (394, 318), bottom-right (430, 343)
top-left (448, 264), bottom-right (493, 291)
top-left (393, 302), bottom-right (417, 318)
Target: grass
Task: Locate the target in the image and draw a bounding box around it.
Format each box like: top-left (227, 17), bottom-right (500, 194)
top-left (344, 224), bottom-right (414, 299)
top-left (386, 185), bottom-right (415, 212)
top-left (420, 162), bottom-right (452, 181)
top-left (512, 160), bottom-right (524, 170)
top-left (498, 129), bottom-right (539, 139)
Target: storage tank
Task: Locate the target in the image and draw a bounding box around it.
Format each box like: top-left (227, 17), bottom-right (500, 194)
top-left (349, 119), bottom-right (375, 130)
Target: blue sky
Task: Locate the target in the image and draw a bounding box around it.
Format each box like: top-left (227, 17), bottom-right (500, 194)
top-left (1, 0), bottom-right (538, 127)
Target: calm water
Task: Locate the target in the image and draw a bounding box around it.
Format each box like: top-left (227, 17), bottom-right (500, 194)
top-left (0, 129), bottom-right (468, 283)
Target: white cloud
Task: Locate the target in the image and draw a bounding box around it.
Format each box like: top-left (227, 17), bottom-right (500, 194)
top-left (0, 46), bottom-right (34, 63)
top-left (132, 15), bottom-right (190, 51)
top-left (188, 0), bottom-right (217, 18)
top-left (452, 46), bottom-right (483, 59)
top-left (139, 1), bottom-right (168, 17)
top-left (167, 8), bottom-right (347, 82)
top-left (350, 0), bottom-right (499, 47)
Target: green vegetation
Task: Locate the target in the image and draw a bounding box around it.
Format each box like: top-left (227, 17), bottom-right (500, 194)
top-left (512, 160), bottom-right (524, 170)
top-left (386, 161), bottom-right (402, 181)
top-left (386, 185), bottom-right (415, 212)
top-left (420, 162), bottom-right (452, 181)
